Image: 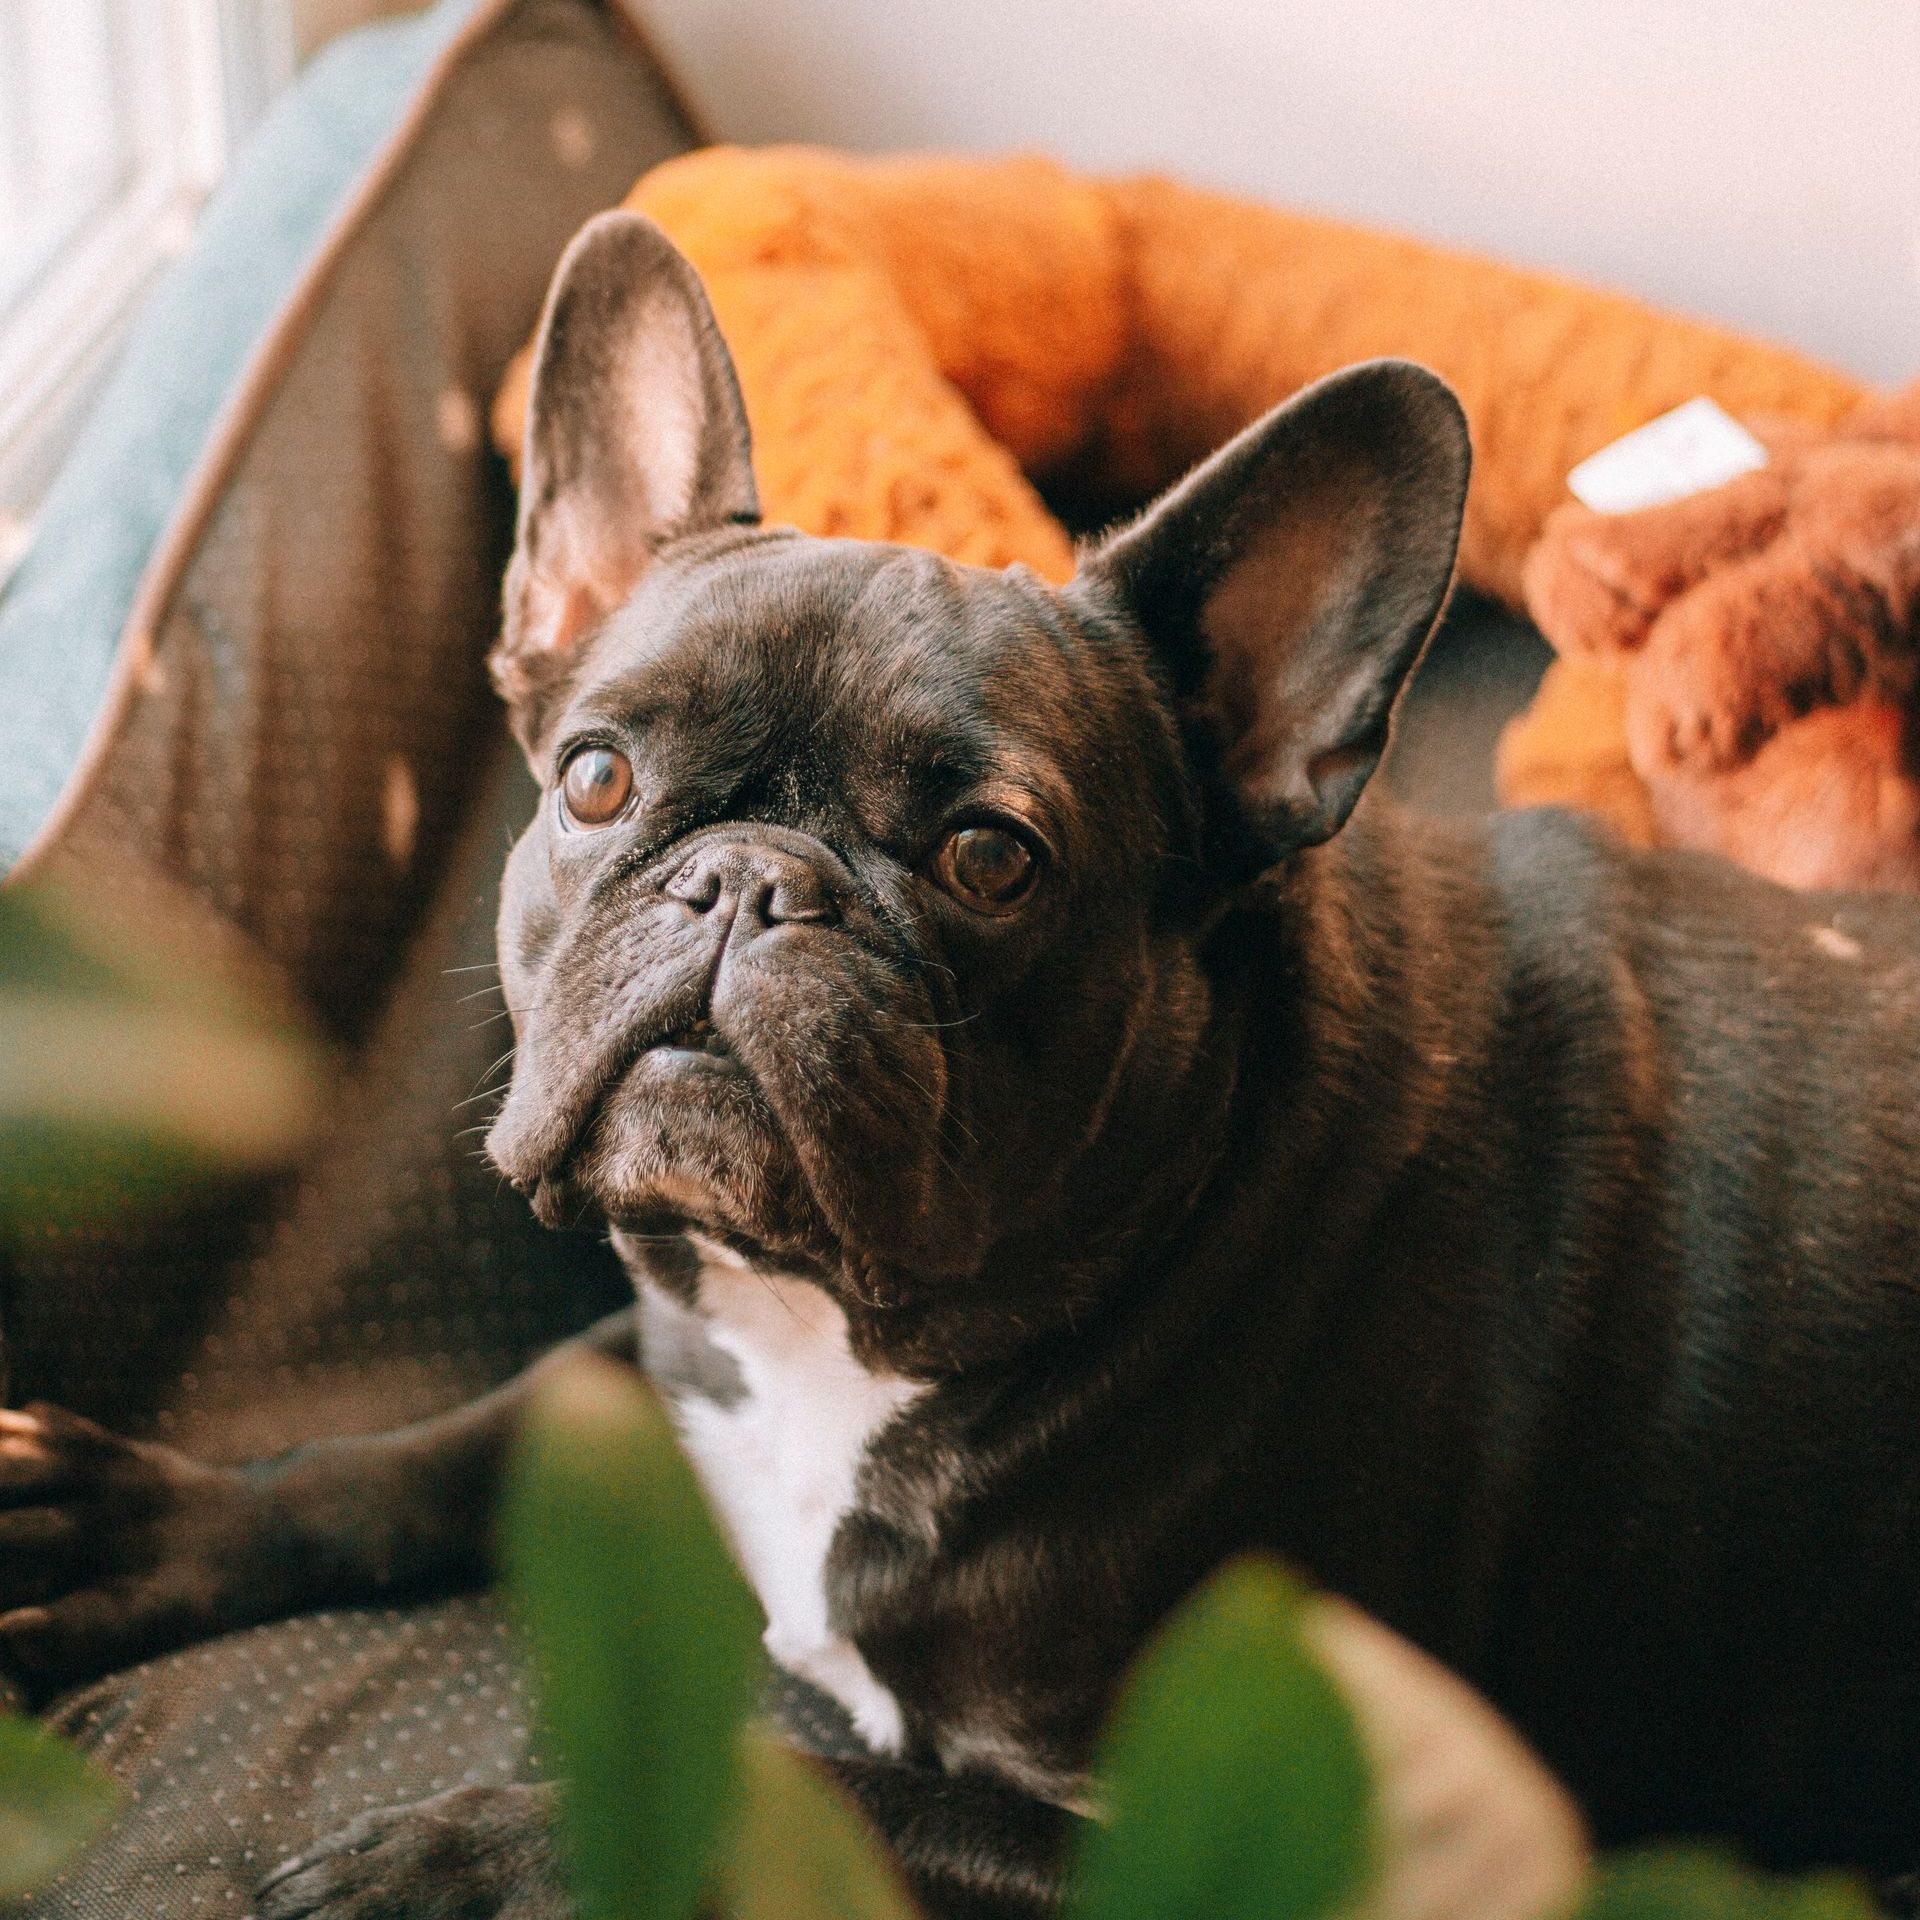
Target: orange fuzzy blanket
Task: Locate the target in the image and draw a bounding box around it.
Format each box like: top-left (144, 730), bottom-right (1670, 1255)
top-left (495, 146), bottom-right (1862, 603)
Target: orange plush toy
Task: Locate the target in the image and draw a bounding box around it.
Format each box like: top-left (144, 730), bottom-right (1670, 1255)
top-left (1502, 386), bottom-right (1920, 891)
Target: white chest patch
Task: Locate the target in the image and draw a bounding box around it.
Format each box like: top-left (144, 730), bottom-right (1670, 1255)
top-left (635, 1238), bottom-right (927, 1753)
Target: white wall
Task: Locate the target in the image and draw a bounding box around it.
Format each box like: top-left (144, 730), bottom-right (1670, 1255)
top-left (635, 0), bottom-right (1919, 386)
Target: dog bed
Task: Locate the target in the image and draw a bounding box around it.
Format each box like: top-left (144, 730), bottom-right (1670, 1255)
top-left (0, 46), bottom-right (1886, 1918)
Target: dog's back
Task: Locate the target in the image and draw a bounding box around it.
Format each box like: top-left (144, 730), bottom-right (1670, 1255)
top-left (1234, 798), bottom-right (1920, 1869)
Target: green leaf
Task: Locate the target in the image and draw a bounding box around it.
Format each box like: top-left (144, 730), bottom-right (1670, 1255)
top-left (719, 1732), bottom-right (917, 1920)
top-left (0, 888), bottom-right (123, 1000)
top-left (499, 1352), bottom-right (764, 1920)
top-left (1072, 1556), bottom-right (1375, 1920)
top-left (0, 880), bottom-right (322, 1231)
top-left (1581, 1850), bottom-right (1883, 1920)
top-left (0, 1715), bottom-right (120, 1898)
top-left (1298, 1596), bottom-right (1588, 1920)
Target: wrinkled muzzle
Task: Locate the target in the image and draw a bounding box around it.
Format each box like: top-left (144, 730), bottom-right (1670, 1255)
top-left (487, 826), bottom-right (990, 1283)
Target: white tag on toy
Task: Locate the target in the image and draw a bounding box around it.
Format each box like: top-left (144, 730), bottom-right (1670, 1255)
top-left (1566, 397), bottom-right (1768, 514)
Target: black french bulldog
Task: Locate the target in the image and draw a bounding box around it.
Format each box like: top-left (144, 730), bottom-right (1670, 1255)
top-left (2, 210), bottom-right (1917, 1920)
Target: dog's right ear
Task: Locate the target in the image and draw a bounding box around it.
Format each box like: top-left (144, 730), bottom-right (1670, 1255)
top-left (493, 210), bottom-right (758, 751)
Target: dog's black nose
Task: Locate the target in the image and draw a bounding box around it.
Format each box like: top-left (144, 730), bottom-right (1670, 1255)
top-left (664, 839), bottom-right (839, 929)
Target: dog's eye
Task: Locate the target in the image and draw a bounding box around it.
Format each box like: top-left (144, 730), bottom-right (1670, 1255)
top-left (932, 824), bottom-right (1039, 913)
top-left (558, 747), bottom-right (633, 828)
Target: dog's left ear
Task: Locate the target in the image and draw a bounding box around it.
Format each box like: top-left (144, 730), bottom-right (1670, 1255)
top-left (1079, 360), bottom-right (1470, 871)
top-left (494, 210), bottom-right (758, 749)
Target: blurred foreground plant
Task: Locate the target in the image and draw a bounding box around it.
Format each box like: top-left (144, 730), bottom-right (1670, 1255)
top-left (0, 871), bottom-right (327, 1892)
top-left (501, 1352), bottom-right (1888, 1920)
top-left (0, 874), bottom-right (323, 1233)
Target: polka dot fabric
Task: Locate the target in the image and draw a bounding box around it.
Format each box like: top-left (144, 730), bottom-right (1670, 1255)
top-left (0, 1), bottom-right (698, 1908)
top-left (37, 1600), bottom-right (541, 1917)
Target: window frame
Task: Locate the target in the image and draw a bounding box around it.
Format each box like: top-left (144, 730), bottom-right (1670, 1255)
top-left (0, 0), bottom-right (294, 581)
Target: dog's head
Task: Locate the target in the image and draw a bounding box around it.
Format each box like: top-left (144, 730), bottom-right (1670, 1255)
top-left (486, 212), bottom-right (1468, 1359)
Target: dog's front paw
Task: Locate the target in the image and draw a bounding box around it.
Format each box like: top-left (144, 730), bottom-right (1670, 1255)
top-left (0, 1402), bottom-right (265, 1695)
top-left (256, 1785), bottom-right (567, 1920)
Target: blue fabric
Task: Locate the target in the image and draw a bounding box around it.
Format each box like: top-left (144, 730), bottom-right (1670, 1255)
top-left (0, 0), bottom-right (488, 872)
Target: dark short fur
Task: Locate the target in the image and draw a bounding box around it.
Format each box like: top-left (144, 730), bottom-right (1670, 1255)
top-left (3, 214), bottom-right (1916, 1920)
